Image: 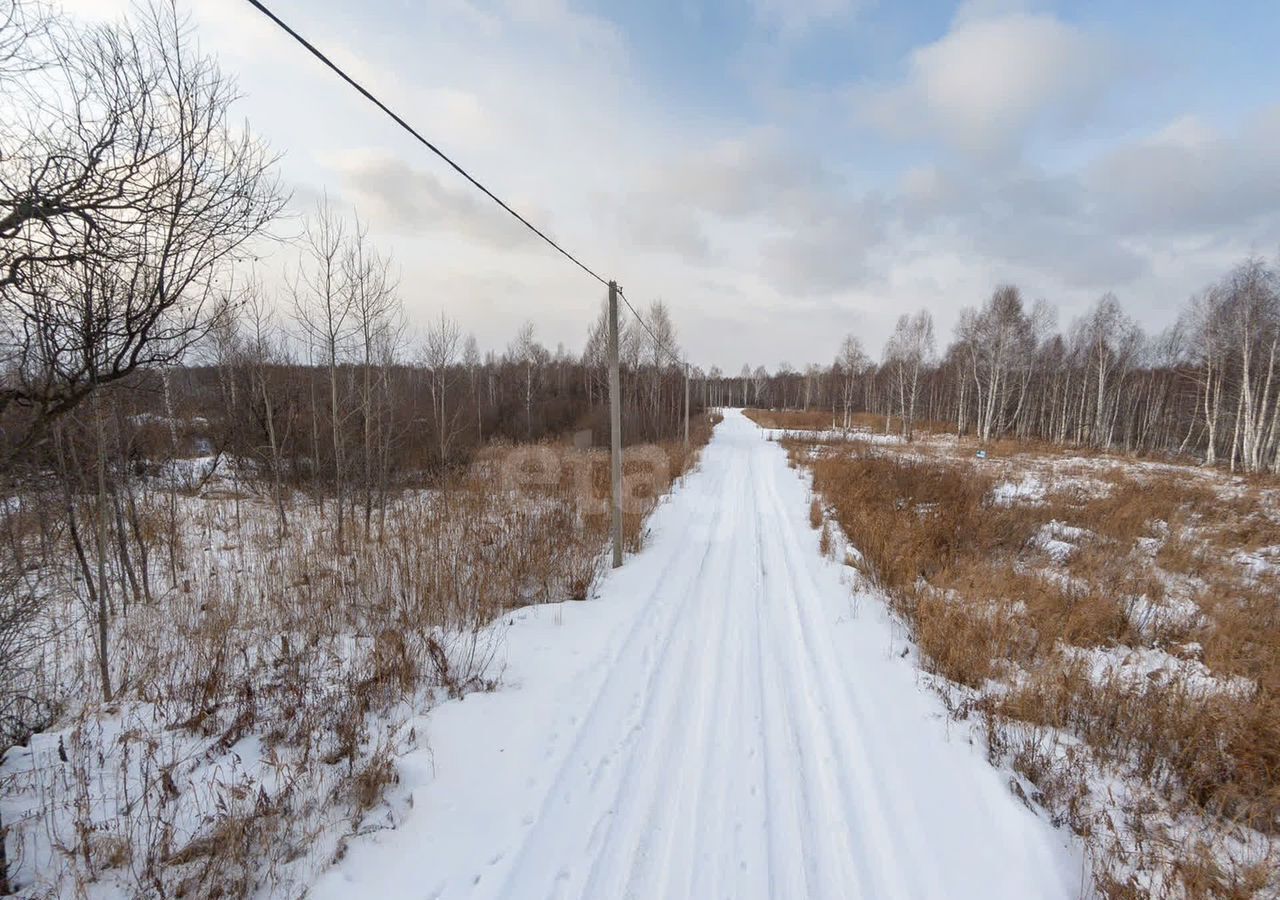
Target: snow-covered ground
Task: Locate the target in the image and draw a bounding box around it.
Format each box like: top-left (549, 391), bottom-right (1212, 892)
top-left (0, 449), bottom-right (613, 896)
top-left (312, 409), bottom-right (1085, 899)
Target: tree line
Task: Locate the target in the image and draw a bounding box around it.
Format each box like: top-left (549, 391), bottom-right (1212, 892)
top-left (0, 0), bottom-right (700, 481)
top-left (191, 249), bottom-right (699, 550)
top-left (709, 257), bottom-right (1280, 474)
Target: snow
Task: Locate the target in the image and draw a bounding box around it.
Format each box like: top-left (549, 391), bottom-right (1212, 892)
top-left (991, 473), bottom-right (1047, 506)
top-left (1125, 593), bottom-right (1205, 638)
top-left (311, 409), bottom-right (1083, 900)
top-left (1033, 520), bottom-right (1093, 562)
top-left (1234, 544), bottom-right (1280, 579)
top-left (157, 453), bottom-right (221, 487)
top-left (756, 421), bottom-right (964, 447)
top-left (758, 425), bottom-right (906, 446)
top-left (1058, 644), bottom-right (1256, 698)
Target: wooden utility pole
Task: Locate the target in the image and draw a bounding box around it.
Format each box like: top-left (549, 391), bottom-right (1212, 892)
top-left (608, 281), bottom-right (623, 568)
top-left (684, 363), bottom-right (690, 446)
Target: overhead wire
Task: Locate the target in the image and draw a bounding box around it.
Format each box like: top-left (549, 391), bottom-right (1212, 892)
top-left (243, 0), bottom-right (609, 288)
top-left (245, 0), bottom-right (693, 373)
top-left (617, 286), bottom-right (689, 371)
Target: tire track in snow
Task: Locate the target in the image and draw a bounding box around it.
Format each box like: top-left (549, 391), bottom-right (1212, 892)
top-left (648, 501), bottom-right (737, 899)
top-left (495, 446), bottom-right (742, 898)
top-left (312, 410), bottom-right (1085, 900)
top-left (750, 445), bottom-right (880, 899)
top-left (753, 446), bottom-right (921, 897)
top-left (582, 448), bottom-right (745, 898)
top-left (749, 418), bottom-right (1074, 897)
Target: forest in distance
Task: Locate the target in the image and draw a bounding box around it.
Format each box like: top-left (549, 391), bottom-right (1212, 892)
top-left (714, 257), bottom-right (1280, 474)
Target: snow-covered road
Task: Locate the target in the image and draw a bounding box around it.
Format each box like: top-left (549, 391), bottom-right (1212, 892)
top-left (313, 409), bottom-right (1085, 899)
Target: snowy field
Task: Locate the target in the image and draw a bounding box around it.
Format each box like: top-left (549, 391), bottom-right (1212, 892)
top-left (773, 412), bottom-right (1280, 896)
top-left (311, 409), bottom-right (1086, 899)
top-left (9, 409), bottom-right (1272, 898)
top-left (0, 445), bottom-right (638, 897)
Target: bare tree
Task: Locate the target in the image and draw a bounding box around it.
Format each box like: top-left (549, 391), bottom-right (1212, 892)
top-left (775, 361), bottom-right (795, 408)
top-left (509, 321), bottom-right (539, 437)
top-left (424, 312), bottom-right (462, 466)
top-left (0, 0), bottom-right (50, 80)
top-left (583, 300), bottom-right (610, 410)
top-left (836, 335), bottom-right (869, 429)
top-left (885, 310), bottom-right (935, 440)
top-left (1075, 293), bottom-right (1141, 449)
top-left (243, 283), bottom-right (291, 538)
top-left (957, 285), bottom-right (1037, 442)
top-left (644, 300), bottom-right (679, 430)
top-left (463, 332), bottom-right (482, 439)
top-left (802, 363), bottom-right (821, 410)
top-left (752, 365), bottom-right (769, 407)
top-left (0, 1), bottom-right (284, 463)
top-left (345, 219), bottom-right (401, 525)
top-left (706, 365), bottom-right (724, 406)
top-left (1218, 260), bottom-right (1280, 472)
top-left (291, 198), bottom-right (354, 550)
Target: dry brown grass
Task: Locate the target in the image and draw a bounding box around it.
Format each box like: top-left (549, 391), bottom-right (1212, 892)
top-left (3, 413), bottom-right (720, 897)
top-left (744, 408), bottom-right (955, 438)
top-left (743, 408), bottom-right (834, 430)
top-left (808, 497), bottom-right (822, 529)
top-left (801, 438), bottom-right (1280, 897)
top-left (848, 411), bottom-right (953, 436)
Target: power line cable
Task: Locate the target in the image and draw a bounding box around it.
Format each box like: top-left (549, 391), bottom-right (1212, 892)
top-left (243, 0), bottom-right (609, 288)
top-left (246, 0), bottom-right (696, 374)
top-left (617, 286), bottom-right (688, 370)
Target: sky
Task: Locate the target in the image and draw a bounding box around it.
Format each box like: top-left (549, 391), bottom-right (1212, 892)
top-left (59, 0), bottom-right (1280, 372)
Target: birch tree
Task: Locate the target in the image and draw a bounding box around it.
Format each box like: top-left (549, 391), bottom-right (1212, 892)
top-left (463, 333), bottom-right (482, 439)
top-left (835, 335), bottom-right (869, 429)
top-left (957, 286), bottom-right (1037, 442)
top-left (1074, 294), bottom-right (1141, 449)
top-left (345, 222), bottom-right (400, 524)
top-left (291, 199), bottom-right (355, 551)
top-left (424, 312), bottom-right (462, 467)
top-left (885, 310), bottom-right (935, 441)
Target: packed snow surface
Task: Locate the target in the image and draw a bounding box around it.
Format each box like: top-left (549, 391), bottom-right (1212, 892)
top-left (312, 409), bottom-right (1084, 899)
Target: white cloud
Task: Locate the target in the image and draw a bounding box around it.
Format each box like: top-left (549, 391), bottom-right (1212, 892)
top-left (611, 132), bottom-right (889, 295)
top-left (856, 10), bottom-right (1114, 157)
top-left (1086, 106), bottom-right (1280, 234)
top-left (891, 163), bottom-right (1146, 291)
top-left (57, 0), bottom-right (280, 55)
top-left (652, 134), bottom-right (836, 219)
top-left (611, 202), bottom-right (713, 262)
top-left (332, 150), bottom-right (551, 248)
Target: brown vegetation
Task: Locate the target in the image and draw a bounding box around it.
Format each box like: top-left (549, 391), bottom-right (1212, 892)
top-left (800, 438), bottom-right (1280, 897)
top-left (744, 408), bottom-right (834, 430)
top-left (744, 408), bottom-right (951, 437)
top-left (1, 415), bottom-right (715, 896)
